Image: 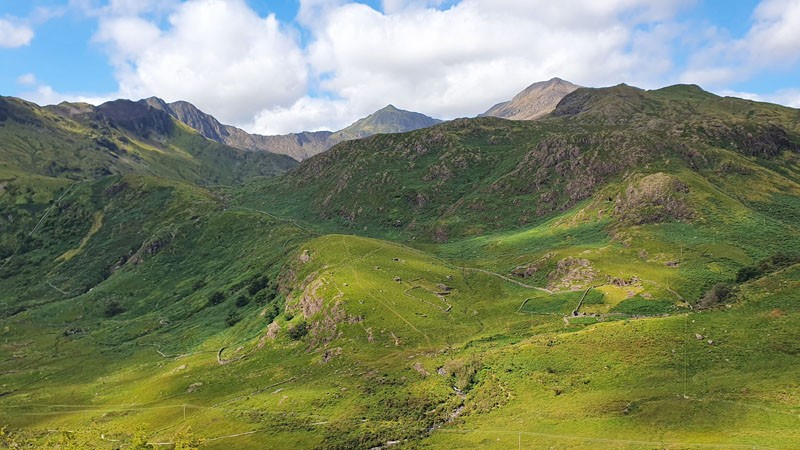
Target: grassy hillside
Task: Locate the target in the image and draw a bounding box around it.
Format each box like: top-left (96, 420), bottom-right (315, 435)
top-left (0, 96), bottom-right (297, 185)
top-left (1, 85), bottom-right (800, 449)
top-left (241, 85), bottom-right (800, 242)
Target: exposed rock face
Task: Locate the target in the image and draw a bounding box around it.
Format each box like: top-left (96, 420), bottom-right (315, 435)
top-left (481, 78), bottom-right (580, 120)
top-left (613, 173), bottom-right (693, 225)
top-left (94, 100), bottom-right (175, 137)
top-left (548, 257), bottom-right (598, 291)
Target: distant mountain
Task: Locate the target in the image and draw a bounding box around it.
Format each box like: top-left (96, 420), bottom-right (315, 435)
top-left (141, 98), bottom-right (331, 161)
top-left (481, 77), bottom-right (580, 120)
top-left (26, 96), bottom-right (297, 185)
top-left (144, 99), bottom-right (442, 161)
top-left (328, 104), bottom-right (443, 146)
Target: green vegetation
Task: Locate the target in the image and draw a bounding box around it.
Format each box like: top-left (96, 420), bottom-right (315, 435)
top-left (2, 85), bottom-right (800, 449)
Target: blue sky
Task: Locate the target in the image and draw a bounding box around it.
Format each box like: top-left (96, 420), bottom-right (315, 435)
top-left (1, 0), bottom-right (799, 134)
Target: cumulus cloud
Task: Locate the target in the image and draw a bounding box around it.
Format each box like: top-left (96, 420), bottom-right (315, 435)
top-left (0, 18), bottom-right (34, 48)
top-left (93, 0), bottom-right (307, 125)
top-left (32, 0), bottom-right (798, 135)
top-left (19, 83), bottom-right (114, 107)
top-left (250, 97), bottom-right (353, 135)
top-left (681, 0), bottom-right (800, 87)
top-left (16, 73), bottom-right (38, 86)
top-left (251, 0), bottom-right (692, 133)
top-left (718, 88), bottom-right (800, 108)
top-left (746, 0), bottom-right (800, 65)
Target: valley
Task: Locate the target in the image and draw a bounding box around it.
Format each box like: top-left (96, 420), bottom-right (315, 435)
top-left (1, 82), bottom-right (799, 449)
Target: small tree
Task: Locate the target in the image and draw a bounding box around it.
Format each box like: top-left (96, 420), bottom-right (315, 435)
top-left (288, 321), bottom-right (308, 340)
top-left (699, 283), bottom-right (732, 308)
top-left (104, 300), bottom-right (125, 317)
top-left (225, 310), bottom-right (241, 327)
top-left (207, 291), bottom-right (225, 306)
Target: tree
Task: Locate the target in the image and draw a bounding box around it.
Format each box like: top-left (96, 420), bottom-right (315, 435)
top-left (207, 291), bottom-right (225, 306)
top-left (288, 321), bottom-right (308, 340)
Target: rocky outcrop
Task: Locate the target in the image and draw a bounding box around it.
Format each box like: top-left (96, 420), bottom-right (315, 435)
top-left (613, 173), bottom-right (693, 225)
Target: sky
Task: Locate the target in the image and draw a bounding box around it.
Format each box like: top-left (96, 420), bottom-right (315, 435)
top-left (1, 0), bottom-right (800, 135)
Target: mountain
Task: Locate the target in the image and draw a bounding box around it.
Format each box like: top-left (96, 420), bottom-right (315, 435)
top-left (17, 96), bottom-right (297, 184)
top-left (145, 98), bottom-right (441, 161)
top-left (3, 84), bottom-right (800, 449)
top-left (258, 83), bottom-right (798, 241)
top-left (328, 104), bottom-right (443, 145)
top-left (481, 77), bottom-right (580, 120)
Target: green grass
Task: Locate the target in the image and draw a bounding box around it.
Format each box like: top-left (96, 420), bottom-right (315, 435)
top-left (2, 85), bottom-right (800, 449)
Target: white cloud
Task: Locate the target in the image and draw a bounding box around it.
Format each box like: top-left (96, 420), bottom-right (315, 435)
top-left (746, 0), bottom-right (800, 66)
top-left (0, 18), bottom-right (34, 48)
top-left (250, 0), bottom-right (692, 131)
top-left (16, 73), bottom-right (37, 86)
top-left (20, 83), bottom-right (114, 107)
top-left (681, 0), bottom-right (800, 87)
top-left (32, 0), bottom-right (798, 135)
top-left (250, 96), bottom-right (353, 135)
top-left (92, 0), bottom-right (308, 125)
top-left (381, 0), bottom-right (453, 14)
top-left (718, 88), bottom-right (800, 108)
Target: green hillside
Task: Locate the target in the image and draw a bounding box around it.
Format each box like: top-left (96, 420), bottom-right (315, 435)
top-left (1, 85), bottom-right (800, 449)
top-left (0, 96), bottom-right (297, 184)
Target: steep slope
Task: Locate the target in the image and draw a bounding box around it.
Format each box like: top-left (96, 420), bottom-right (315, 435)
top-left (32, 97), bottom-right (297, 185)
top-left (481, 77), bottom-right (580, 120)
top-left (145, 99), bottom-right (442, 161)
top-left (243, 84), bottom-right (800, 242)
top-left (143, 97), bottom-right (333, 161)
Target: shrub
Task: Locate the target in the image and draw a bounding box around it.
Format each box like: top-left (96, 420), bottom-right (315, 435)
top-left (191, 279), bottom-right (206, 292)
top-left (736, 253), bottom-right (800, 283)
top-left (288, 321), bottom-right (308, 340)
top-left (225, 310), bottom-right (241, 327)
top-left (104, 300), bottom-right (125, 317)
top-left (247, 275), bottom-right (270, 296)
top-left (735, 265), bottom-right (761, 283)
top-left (264, 303), bottom-right (280, 323)
top-left (699, 283), bottom-right (732, 308)
top-left (235, 295), bottom-right (249, 308)
top-left (207, 291), bottom-right (225, 306)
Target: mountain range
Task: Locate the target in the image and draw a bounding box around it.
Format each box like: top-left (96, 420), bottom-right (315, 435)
top-left (1, 80), bottom-right (799, 449)
top-left (144, 98), bottom-right (441, 161)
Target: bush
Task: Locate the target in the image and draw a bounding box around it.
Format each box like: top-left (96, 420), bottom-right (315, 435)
top-left (207, 291), bottom-right (225, 306)
top-left (735, 265), bottom-right (761, 283)
top-left (288, 321), bottom-right (308, 340)
top-left (736, 252), bottom-right (800, 283)
top-left (192, 279), bottom-right (206, 292)
top-left (225, 310), bottom-right (241, 327)
top-left (104, 300), bottom-right (125, 317)
top-left (699, 283), bottom-right (732, 308)
top-left (235, 295), bottom-right (249, 308)
top-left (264, 303), bottom-right (280, 323)
top-left (247, 275), bottom-right (270, 296)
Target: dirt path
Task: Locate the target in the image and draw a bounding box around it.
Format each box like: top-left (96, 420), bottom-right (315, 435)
top-left (233, 206), bottom-right (317, 235)
top-left (460, 267), bottom-right (553, 294)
